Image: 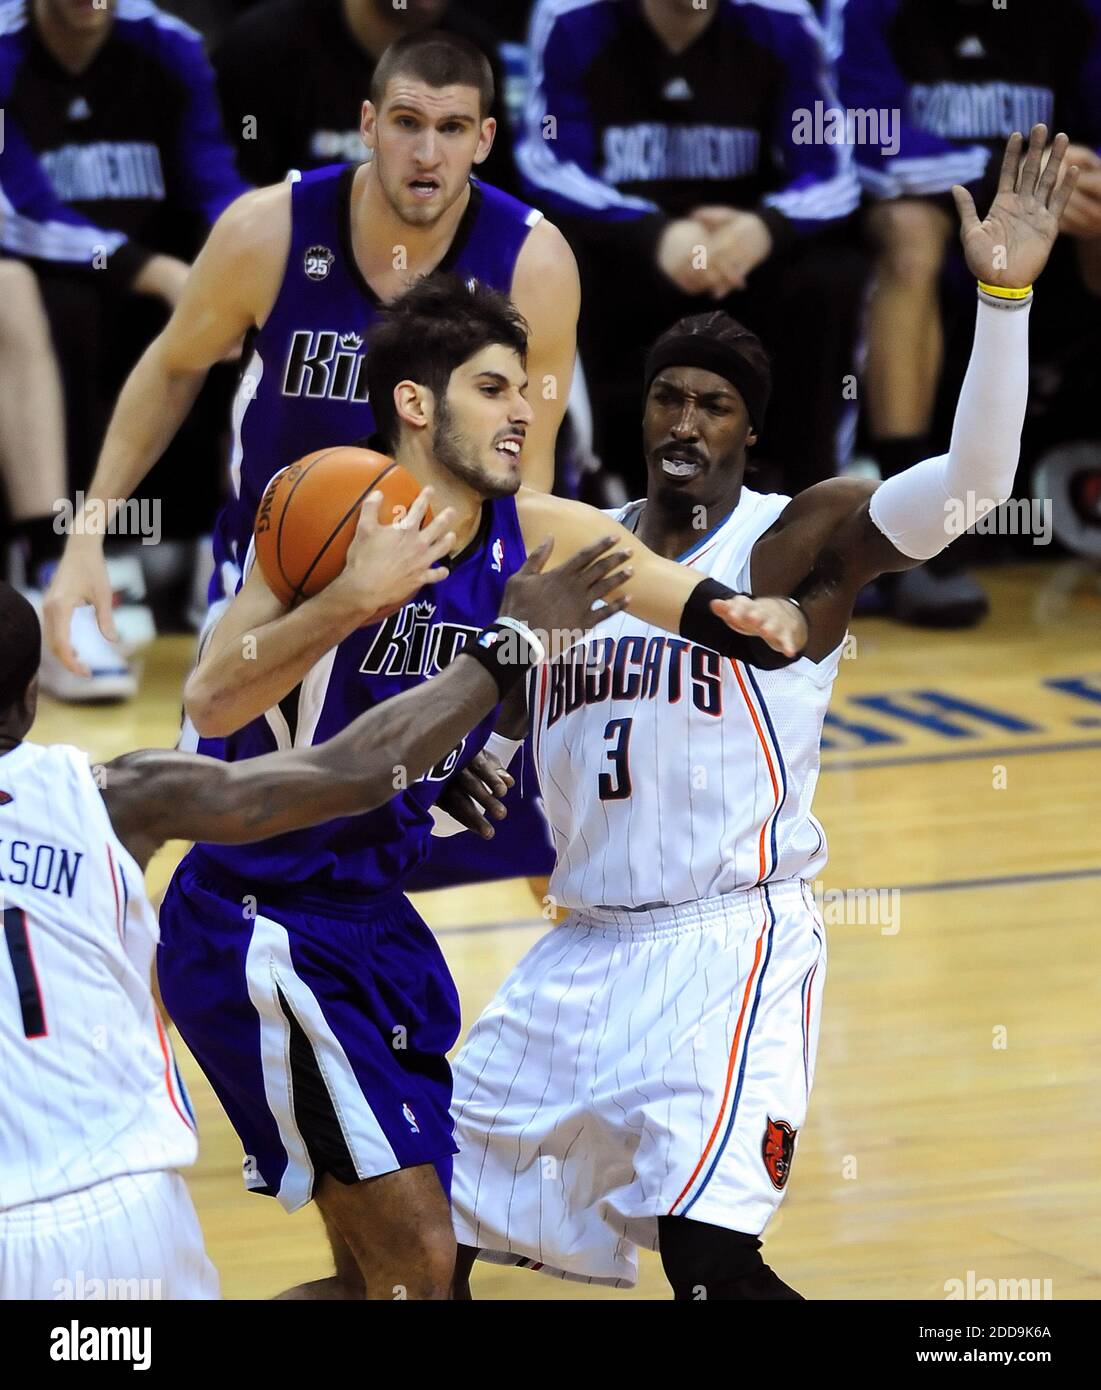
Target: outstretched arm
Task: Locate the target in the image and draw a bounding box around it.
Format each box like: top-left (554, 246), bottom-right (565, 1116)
top-left (753, 125), bottom-right (1079, 657)
top-left (516, 488), bottom-right (808, 667)
top-left (104, 649), bottom-right (504, 869)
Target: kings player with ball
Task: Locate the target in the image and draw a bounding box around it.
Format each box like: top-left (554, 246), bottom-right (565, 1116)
top-left (156, 273), bottom-right (809, 1302)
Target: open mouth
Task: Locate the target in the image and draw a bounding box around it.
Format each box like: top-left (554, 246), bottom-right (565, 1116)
top-left (409, 178), bottom-right (441, 198)
top-left (495, 438), bottom-right (523, 462)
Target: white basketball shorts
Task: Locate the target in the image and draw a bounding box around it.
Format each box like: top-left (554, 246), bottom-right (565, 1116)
top-left (451, 879), bottom-right (826, 1288)
top-left (0, 1170), bottom-right (220, 1300)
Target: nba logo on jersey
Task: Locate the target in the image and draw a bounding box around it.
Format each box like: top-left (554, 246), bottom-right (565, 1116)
top-left (402, 1103), bottom-right (420, 1134)
top-left (491, 537), bottom-right (504, 572)
top-left (303, 244), bottom-right (334, 281)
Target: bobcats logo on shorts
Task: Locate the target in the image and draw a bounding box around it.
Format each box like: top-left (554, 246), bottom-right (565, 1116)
top-left (303, 244), bottom-right (335, 282)
top-left (762, 1116), bottom-right (796, 1190)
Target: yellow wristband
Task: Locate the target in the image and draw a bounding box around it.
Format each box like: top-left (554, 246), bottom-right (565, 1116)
top-left (977, 280), bottom-right (1033, 300)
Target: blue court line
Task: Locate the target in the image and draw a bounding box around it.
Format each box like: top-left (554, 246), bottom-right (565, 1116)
top-left (431, 866), bottom-right (1101, 937)
top-left (820, 736), bottom-right (1101, 772)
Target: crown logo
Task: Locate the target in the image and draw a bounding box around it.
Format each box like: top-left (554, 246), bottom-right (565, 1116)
top-left (340, 332), bottom-right (363, 351)
top-left (413, 600), bottom-right (436, 620)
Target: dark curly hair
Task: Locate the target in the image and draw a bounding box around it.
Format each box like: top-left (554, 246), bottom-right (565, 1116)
top-left (366, 272), bottom-right (530, 448)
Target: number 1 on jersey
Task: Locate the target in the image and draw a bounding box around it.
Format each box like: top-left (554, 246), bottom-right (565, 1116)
top-left (3, 906), bottom-right (47, 1039)
top-left (598, 718), bottom-right (633, 801)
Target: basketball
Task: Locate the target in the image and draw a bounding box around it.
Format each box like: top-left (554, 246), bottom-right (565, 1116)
top-left (253, 446), bottom-right (429, 606)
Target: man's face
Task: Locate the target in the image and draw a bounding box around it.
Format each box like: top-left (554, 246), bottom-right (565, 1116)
top-left (363, 79), bottom-right (494, 227)
top-left (40, 0), bottom-right (115, 33)
top-left (642, 366), bottom-right (753, 509)
top-left (430, 344), bottom-right (532, 498)
top-left (370, 0), bottom-right (447, 24)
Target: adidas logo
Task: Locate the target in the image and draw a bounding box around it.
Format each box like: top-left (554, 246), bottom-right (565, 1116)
top-left (67, 96), bottom-right (91, 121)
top-left (956, 35), bottom-right (986, 59)
top-left (662, 76), bottom-right (693, 102)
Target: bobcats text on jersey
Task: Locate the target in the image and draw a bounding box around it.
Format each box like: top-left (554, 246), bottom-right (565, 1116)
top-left (544, 634), bottom-right (724, 726)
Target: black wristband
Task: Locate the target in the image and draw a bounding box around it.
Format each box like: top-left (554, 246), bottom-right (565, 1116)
top-left (460, 621), bottom-right (541, 700)
top-left (680, 577), bottom-right (802, 670)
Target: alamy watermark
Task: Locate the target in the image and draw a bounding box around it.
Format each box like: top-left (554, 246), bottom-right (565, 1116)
top-left (810, 881), bottom-right (901, 935)
top-left (50, 1320), bottom-right (152, 1370)
top-left (944, 1270), bottom-right (1053, 1301)
top-left (53, 1272), bottom-right (162, 1301)
top-left (792, 101), bottom-right (900, 157)
top-left (945, 493), bottom-right (1053, 545)
top-left (53, 491), bottom-right (161, 545)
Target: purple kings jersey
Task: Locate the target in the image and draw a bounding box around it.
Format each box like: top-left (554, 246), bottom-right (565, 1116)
top-left (210, 164), bottom-right (544, 600)
top-left (189, 494), bottom-right (527, 898)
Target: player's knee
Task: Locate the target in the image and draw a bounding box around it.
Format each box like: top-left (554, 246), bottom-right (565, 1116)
top-left (394, 1220), bottom-right (456, 1300)
top-left (870, 199), bottom-right (952, 285)
top-left (657, 1216), bottom-right (802, 1301)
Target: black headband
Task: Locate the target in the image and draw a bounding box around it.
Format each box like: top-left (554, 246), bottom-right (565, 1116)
top-left (643, 333), bottom-right (771, 432)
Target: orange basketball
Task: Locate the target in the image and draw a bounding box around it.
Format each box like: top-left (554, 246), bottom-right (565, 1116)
top-left (253, 447), bottom-right (429, 607)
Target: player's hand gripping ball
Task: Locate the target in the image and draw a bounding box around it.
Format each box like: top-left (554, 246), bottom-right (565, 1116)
top-left (254, 446), bottom-right (430, 606)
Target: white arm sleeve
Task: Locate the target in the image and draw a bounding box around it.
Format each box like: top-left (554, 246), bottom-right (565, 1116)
top-left (868, 294), bottom-right (1031, 561)
top-left (428, 733), bottom-right (525, 837)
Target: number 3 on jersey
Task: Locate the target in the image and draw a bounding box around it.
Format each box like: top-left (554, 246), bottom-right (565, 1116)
top-left (598, 718), bottom-right (633, 801)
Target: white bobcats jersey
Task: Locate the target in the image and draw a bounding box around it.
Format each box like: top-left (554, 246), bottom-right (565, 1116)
top-left (0, 742), bottom-right (197, 1212)
top-left (532, 489), bottom-right (843, 913)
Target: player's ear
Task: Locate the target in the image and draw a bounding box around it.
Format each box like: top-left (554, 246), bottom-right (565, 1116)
top-left (473, 115), bottom-right (497, 167)
top-left (394, 381), bottom-right (431, 432)
top-left (746, 429), bottom-right (758, 448)
top-left (361, 100), bottom-right (378, 152)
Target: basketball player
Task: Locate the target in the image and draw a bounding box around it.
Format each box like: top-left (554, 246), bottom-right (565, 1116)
top-left (0, 495), bottom-right (630, 1299)
top-left (43, 28), bottom-right (580, 686)
top-left (446, 126), bottom-right (1076, 1298)
top-left (158, 273), bottom-right (809, 1302)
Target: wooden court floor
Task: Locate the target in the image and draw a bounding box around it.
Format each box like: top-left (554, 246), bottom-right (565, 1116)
top-left (34, 563), bottom-right (1101, 1300)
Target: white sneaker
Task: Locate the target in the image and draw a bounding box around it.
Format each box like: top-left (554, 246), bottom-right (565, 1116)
top-left (27, 594), bottom-right (139, 703)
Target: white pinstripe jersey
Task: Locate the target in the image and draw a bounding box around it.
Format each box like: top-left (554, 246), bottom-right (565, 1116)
top-left (531, 488), bottom-right (843, 912)
top-left (0, 742), bottom-right (197, 1212)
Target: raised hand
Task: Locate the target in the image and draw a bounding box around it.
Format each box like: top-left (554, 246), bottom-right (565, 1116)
top-left (952, 125), bottom-right (1080, 288)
